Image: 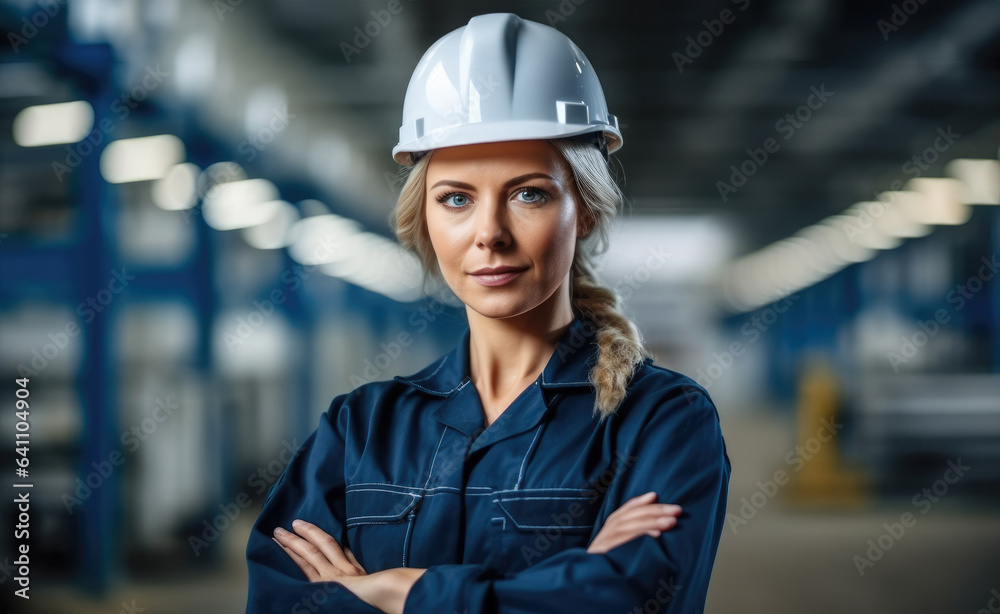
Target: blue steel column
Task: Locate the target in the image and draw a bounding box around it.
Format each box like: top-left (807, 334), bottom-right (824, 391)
top-left (74, 43), bottom-right (118, 595)
top-left (992, 206), bottom-right (999, 372)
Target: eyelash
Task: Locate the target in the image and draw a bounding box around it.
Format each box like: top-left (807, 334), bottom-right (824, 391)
top-left (435, 186), bottom-right (550, 208)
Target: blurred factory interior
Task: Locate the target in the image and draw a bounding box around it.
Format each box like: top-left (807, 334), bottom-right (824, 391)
top-left (1, 0), bottom-right (999, 612)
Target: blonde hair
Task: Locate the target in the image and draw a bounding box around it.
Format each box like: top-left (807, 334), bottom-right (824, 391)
top-left (389, 138), bottom-right (654, 420)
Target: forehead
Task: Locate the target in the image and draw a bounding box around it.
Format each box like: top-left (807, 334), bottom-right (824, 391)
top-left (425, 140), bottom-right (570, 180)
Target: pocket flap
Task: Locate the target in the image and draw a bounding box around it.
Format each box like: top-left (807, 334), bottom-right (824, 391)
top-left (494, 489), bottom-right (601, 532)
top-left (345, 487), bottom-right (420, 526)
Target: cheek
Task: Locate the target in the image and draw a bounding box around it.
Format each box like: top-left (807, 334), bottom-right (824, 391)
top-left (527, 212), bottom-right (578, 275)
top-left (425, 211), bottom-right (464, 273)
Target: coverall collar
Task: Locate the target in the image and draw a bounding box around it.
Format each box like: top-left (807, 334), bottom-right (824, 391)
top-left (394, 314), bottom-right (599, 397)
top-left (395, 314), bottom-right (600, 443)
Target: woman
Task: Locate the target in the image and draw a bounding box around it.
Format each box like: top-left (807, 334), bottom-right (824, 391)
top-left (246, 13), bottom-right (730, 614)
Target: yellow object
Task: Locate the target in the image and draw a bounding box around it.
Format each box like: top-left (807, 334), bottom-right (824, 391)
top-left (783, 355), bottom-right (869, 507)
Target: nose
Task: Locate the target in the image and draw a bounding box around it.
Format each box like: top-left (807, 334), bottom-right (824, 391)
top-left (474, 198), bottom-right (511, 250)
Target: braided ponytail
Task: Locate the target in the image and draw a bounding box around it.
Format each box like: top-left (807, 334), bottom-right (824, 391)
top-left (550, 138), bottom-right (654, 421)
top-left (570, 257), bottom-right (654, 421)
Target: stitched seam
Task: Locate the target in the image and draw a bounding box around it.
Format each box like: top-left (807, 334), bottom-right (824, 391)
top-left (492, 487), bottom-right (594, 495)
top-left (345, 487), bottom-right (420, 495)
top-left (506, 522), bottom-right (592, 529)
top-left (401, 382), bottom-right (452, 396)
top-left (409, 355), bottom-right (448, 383)
top-left (344, 482), bottom-right (459, 495)
top-left (515, 423), bottom-right (547, 491)
top-left (347, 519), bottom-right (409, 527)
top-left (495, 496), bottom-right (593, 502)
top-left (346, 487), bottom-right (460, 499)
top-left (346, 487), bottom-right (461, 496)
top-left (423, 429), bottom-right (447, 489)
top-left (402, 513), bottom-right (414, 567)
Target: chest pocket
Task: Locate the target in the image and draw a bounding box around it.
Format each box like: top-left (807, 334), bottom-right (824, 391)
top-left (492, 488), bottom-right (602, 573)
top-left (345, 485), bottom-right (422, 570)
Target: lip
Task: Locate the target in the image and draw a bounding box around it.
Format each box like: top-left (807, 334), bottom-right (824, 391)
top-left (471, 265), bottom-right (526, 275)
top-left (469, 266), bottom-right (527, 287)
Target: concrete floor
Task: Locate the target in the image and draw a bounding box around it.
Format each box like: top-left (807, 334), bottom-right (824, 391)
top-left (15, 410), bottom-right (1000, 614)
top-left (709, 410), bottom-right (1000, 614)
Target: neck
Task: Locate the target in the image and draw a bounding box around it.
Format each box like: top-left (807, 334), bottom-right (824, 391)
top-left (465, 292), bottom-right (575, 401)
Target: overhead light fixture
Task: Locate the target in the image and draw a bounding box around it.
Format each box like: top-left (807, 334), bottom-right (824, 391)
top-left (202, 179), bottom-right (281, 231)
top-left (152, 163), bottom-right (201, 210)
top-left (13, 101), bottom-right (94, 147)
top-left (823, 212), bottom-right (901, 252)
top-left (287, 214), bottom-right (363, 265)
top-left (241, 201), bottom-right (301, 248)
top-left (905, 177), bottom-right (971, 225)
top-left (945, 158), bottom-right (999, 205)
top-left (100, 134), bottom-right (185, 183)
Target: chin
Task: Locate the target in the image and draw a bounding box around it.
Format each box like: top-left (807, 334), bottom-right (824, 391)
top-left (462, 294), bottom-right (535, 320)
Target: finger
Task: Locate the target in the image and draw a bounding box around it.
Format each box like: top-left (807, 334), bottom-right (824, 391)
top-left (344, 547), bottom-right (367, 575)
top-left (612, 507), bottom-right (680, 529)
top-left (598, 509), bottom-right (678, 542)
top-left (605, 504), bottom-right (682, 529)
top-left (616, 491), bottom-right (657, 511)
top-left (273, 537), bottom-right (320, 582)
top-left (275, 527), bottom-right (334, 577)
top-left (612, 514), bottom-right (678, 538)
top-left (628, 504), bottom-right (683, 519)
top-left (290, 520), bottom-right (357, 575)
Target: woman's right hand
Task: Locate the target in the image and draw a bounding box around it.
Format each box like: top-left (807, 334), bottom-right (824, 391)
top-left (586, 491), bottom-right (682, 554)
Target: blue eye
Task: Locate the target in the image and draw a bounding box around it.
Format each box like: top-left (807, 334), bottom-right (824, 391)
top-left (438, 192), bottom-right (470, 208)
top-left (516, 187), bottom-right (548, 203)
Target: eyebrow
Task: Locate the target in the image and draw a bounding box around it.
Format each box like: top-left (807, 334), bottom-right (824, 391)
top-left (429, 172), bottom-right (556, 191)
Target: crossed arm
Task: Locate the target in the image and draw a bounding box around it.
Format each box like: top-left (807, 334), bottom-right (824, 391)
top-left (248, 385), bottom-right (730, 614)
top-left (271, 491), bottom-right (684, 614)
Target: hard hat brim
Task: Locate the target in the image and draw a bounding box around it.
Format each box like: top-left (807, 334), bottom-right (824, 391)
top-left (393, 120), bottom-right (622, 166)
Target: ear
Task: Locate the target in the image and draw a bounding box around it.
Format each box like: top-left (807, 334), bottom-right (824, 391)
top-left (577, 214), bottom-right (594, 238)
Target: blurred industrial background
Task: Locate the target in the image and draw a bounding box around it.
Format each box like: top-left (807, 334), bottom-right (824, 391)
top-left (1, 0), bottom-right (999, 612)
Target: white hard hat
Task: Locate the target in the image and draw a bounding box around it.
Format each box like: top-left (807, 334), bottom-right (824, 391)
top-left (392, 12), bottom-right (623, 166)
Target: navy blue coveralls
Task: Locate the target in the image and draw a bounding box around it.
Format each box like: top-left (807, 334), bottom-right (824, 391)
top-left (245, 314), bottom-right (731, 613)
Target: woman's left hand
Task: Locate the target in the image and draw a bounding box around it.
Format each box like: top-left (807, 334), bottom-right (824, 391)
top-left (272, 519), bottom-right (366, 581)
top-left (273, 519), bottom-right (426, 614)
